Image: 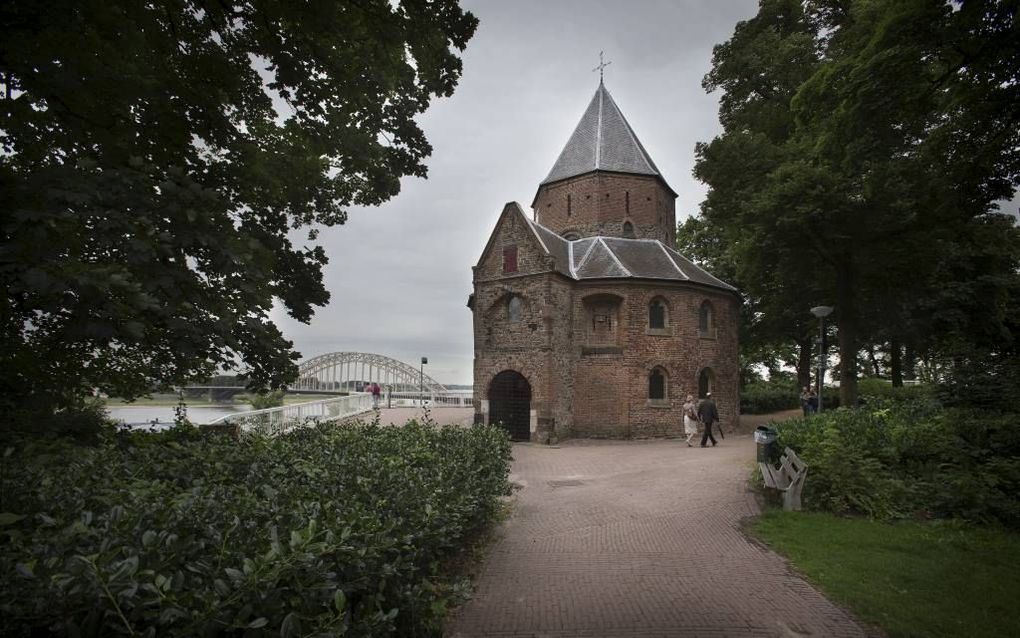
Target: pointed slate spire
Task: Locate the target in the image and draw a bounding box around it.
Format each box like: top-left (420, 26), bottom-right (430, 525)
top-left (540, 83), bottom-right (666, 186)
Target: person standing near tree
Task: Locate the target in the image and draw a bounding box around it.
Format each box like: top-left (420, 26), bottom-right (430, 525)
top-left (698, 392), bottom-right (719, 447)
top-left (800, 386), bottom-right (811, 417)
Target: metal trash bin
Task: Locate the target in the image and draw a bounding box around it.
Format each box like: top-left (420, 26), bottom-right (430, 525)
top-left (754, 425), bottom-right (778, 463)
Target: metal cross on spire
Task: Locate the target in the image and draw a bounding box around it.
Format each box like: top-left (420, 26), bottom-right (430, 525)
top-left (592, 50), bottom-right (611, 83)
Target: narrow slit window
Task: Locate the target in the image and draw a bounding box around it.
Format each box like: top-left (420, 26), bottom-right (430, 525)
top-left (649, 300), bottom-right (665, 329)
top-left (567, 194), bottom-right (572, 216)
top-left (649, 369), bottom-right (666, 400)
top-left (508, 296), bottom-right (522, 322)
top-left (699, 300), bottom-right (713, 334)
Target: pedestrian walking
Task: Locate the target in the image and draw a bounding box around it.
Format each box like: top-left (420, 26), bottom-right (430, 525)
top-left (806, 389), bottom-right (818, 414)
top-left (698, 392), bottom-right (719, 447)
top-left (682, 394), bottom-right (699, 447)
top-left (371, 382), bottom-right (381, 408)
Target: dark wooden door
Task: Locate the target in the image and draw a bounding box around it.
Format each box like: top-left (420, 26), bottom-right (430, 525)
top-left (488, 371), bottom-right (531, 441)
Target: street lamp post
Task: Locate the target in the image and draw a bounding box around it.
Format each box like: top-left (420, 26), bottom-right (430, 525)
top-left (810, 306), bottom-right (834, 413)
top-left (420, 356), bottom-right (428, 406)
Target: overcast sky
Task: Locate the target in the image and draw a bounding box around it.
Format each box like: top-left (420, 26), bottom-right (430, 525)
top-left (269, 0), bottom-right (1016, 387)
top-left (269, 0), bottom-right (758, 385)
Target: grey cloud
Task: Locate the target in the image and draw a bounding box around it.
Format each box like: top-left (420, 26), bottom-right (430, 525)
top-left (272, 0), bottom-right (759, 385)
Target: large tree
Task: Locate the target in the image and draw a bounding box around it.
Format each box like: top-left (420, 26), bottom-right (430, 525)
top-left (686, 0), bottom-right (824, 388)
top-left (0, 1), bottom-right (478, 419)
top-left (695, 0), bottom-right (1019, 406)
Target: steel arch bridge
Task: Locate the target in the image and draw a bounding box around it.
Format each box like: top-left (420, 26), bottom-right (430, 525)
top-left (294, 352), bottom-right (448, 393)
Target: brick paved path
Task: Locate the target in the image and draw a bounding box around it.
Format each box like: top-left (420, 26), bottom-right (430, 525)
top-left (446, 433), bottom-right (867, 638)
top-left (371, 406), bottom-right (474, 427)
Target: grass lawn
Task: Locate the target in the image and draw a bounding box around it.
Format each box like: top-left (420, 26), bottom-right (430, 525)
top-left (749, 511), bottom-right (1020, 638)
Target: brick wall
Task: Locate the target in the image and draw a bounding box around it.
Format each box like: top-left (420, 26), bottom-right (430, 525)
top-left (533, 172), bottom-right (676, 244)
top-left (472, 205), bottom-right (739, 443)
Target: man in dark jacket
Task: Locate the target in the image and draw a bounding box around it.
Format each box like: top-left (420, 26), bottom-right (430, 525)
top-left (698, 392), bottom-right (719, 447)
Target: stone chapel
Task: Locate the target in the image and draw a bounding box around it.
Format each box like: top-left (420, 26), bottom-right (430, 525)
top-left (469, 81), bottom-right (739, 442)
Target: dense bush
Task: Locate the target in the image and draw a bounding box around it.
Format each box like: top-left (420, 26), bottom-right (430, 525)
top-left (741, 379), bottom-right (839, 414)
top-left (248, 390), bottom-right (286, 410)
top-left (772, 399), bottom-right (1020, 527)
top-left (857, 377), bottom-right (932, 403)
top-left (0, 420), bottom-right (512, 637)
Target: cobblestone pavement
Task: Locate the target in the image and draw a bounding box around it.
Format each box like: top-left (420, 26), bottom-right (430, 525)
top-left (446, 430), bottom-right (867, 638)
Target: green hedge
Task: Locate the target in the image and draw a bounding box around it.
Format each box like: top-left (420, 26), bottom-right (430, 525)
top-left (0, 421), bottom-right (512, 637)
top-left (857, 377), bottom-right (932, 402)
top-left (741, 381), bottom-right (839, 414)
top-left (772, 399), bottom-right (1020, 527)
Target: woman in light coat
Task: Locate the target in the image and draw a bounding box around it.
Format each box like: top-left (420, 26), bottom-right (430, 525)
top-left (682, 393), bottom-right (699, 447)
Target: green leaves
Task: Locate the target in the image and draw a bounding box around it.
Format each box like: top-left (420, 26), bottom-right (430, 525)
top-left (0, 422), bottom-right (512, 636)
top-left (0, 0), bottom-right (479, 417)
top-left (696, 0), bottom-right (1020, 407)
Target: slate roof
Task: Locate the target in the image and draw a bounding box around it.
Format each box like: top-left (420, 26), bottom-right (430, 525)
top-left (540, 83), bottom-right (673, 193)
top-left (520, 211), bottom-right (736, 292)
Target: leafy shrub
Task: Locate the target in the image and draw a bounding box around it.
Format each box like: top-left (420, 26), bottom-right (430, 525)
top-left (857, 377), bottom-right (932, 403)
top-left (2, 399), bottom-right (111, 441)
top-left (248, 390), bottom-right (286, 410)
top-left (0, 420), bottom-right (512, 637)
top-left (773, 399), bottom-right (1020, 527)
top-left (741, 381), bottom-right (799, 414)
top-left (935, 353), bottom-right (1020, 413)
top-left (741, 379), bottom-right (839, 414)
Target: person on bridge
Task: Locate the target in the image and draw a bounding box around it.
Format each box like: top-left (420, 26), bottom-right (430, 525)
top-left (371, 382), bottom-right (381, 408)
top-left (698, 392), bottom-right (719, 447)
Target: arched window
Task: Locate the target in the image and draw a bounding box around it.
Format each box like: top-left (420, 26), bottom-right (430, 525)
top-left (699, 300), bottom-right (714, 337)
top-left (563, 231), bottom-right (580, 241)
top-left (648, 299), bottom-right (667, 330)
top-left (622, 221), bottom-right (635, 238)
top-left (649, 368), bottom-right (667, 401)
top-left (508, 296), bottom-right (522, 322)
top-left (698, 368), bottom-right (714, 398)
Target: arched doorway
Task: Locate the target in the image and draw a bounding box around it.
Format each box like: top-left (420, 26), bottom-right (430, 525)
top-left (488, 371), bottom-right (532, 441)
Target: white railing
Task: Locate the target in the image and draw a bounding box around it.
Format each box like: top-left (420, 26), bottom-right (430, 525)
top-left (384, 390), bottom-right (473, 408)
top-left (206, 393), bottom-right (375, 437)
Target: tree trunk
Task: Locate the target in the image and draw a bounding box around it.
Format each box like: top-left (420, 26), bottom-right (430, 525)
top-left (797, 337), bottom-right (812, 389)
top-left (867, 345), bottom-right (881, 377)
top-left (904, 343), bottom-right (916, 381)
top-left (891, 338), bottom-right (903, 387)
top-left (836, 263), bottom-right (858, 408)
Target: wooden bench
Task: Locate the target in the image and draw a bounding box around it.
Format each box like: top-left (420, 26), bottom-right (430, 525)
top-left (758, 447), bottom-right (808, 511)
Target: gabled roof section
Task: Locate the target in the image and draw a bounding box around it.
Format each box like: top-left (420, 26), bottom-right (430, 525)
top-left (476, 208), bottom-right (736, 293)
top-left (540, 83), bottom-right (671, 191)
top-left (663, 246), bottom-right (737, 291)
top-left (475, 202), bottom-right (545, 270)
top-left (575, 239), bottom-right (630, 278)
top-left (525, 217), bottom-right (572, 277)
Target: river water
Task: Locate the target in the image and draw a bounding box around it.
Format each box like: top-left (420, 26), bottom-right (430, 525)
top-left (107, 404), bottom-right (254, 427)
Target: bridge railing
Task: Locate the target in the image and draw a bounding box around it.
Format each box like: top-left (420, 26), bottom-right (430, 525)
top-left (384, 390), bottom-right (473, 408)
top-left (206, 393), bottom-right (374, 437)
